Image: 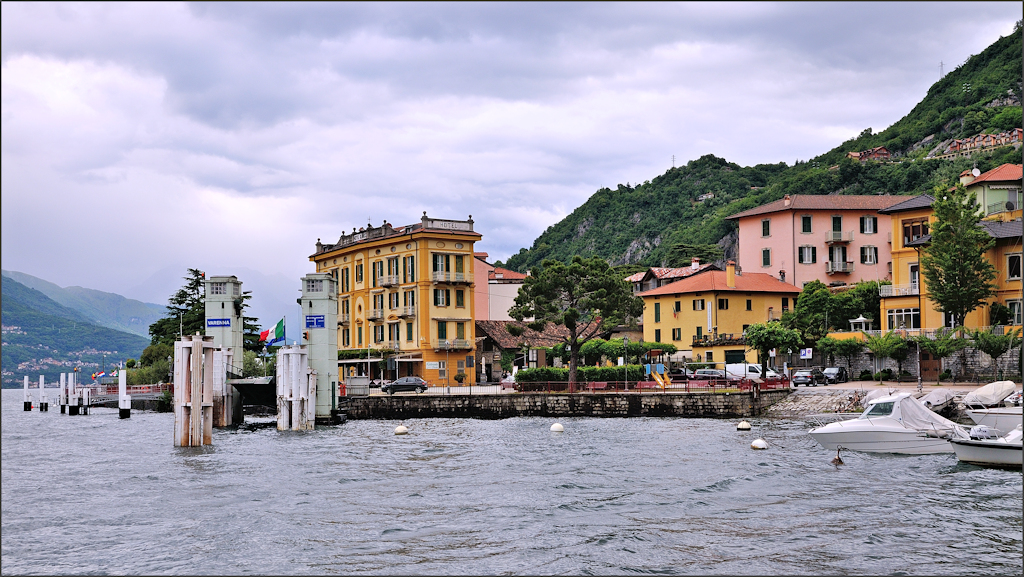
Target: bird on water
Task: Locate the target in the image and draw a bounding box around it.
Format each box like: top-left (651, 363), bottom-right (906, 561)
top-left (831, 446), bottom-right (844, 466)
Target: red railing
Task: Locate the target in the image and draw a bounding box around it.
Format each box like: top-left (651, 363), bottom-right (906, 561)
top-left (100, 383), bottom-right (173, 396)
top-left (508, 378), bottom-right (790, 394)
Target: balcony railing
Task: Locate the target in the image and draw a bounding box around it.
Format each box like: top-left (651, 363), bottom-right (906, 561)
top-left (368, 308), bottom-right (384, 320)
top-left (384, 341), bottom-right (401, 351)
top-left (431, 271), bottom-right (474, 284)
top-left (825, 231), bottom-right (854, 243)
top-left (692, 333), bottom-right (746, 347)
top-left (879, 283), bottom-right (919, 297)
top-left (826, 261), bottom-right (855, 274)
top-left (382, 274), bottom-right (400, 287)
top-left (433, 339), bottom-right (472, 350)
top-left (399, 305), bottom-right (416, 317)
top-left (338, 314), bottom-right (350, 324)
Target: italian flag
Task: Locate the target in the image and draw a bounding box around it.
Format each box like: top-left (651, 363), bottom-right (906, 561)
top-left (259, 318), bottom-right (285, 346)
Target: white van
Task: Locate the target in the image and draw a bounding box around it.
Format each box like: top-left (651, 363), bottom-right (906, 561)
top-left (725, 363), bottom-right (780, 380)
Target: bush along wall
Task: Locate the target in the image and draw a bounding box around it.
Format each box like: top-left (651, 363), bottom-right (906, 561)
top-left (515, 365), bottom-right (647, 383)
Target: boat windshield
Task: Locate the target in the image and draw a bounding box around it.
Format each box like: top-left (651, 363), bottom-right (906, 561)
top-left (863, 401), bottom-right (895, 418)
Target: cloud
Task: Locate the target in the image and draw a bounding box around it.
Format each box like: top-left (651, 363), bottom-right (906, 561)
top-left (1, 2), bottom-right (1019, 305)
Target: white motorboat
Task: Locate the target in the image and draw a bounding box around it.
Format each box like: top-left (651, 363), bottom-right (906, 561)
top-left (949, 424), bottom-right (1023, 468)
top-left (809, 393), bottom-right (967, 454)
top-left (965, 406), bottom-right (1023, 432)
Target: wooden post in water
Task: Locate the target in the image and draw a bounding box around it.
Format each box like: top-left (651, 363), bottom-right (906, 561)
top-left (118, 369), bottom-right (131, 419)
top-left (23, 376), bottom-right (32, 411)
top-left (174, 334), bottom-right (216, 446)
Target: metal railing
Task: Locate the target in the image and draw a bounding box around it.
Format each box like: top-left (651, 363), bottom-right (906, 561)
top-left (509, 378), bottom-right (791, 394)
top-left (368, 308), bottom-right (384, 320)
top-left (826, 261), bottom-right (855, 274)
top-left (400, 305), bottom-right (416, 317)
top-left (382, 274), bottom-right (400, 286)
top-left (433, 339), bottom-right (472, 350)
top-left (692, 333), bottom-right (746, 346)
top-left (338, 314), bottom-right (350, 324)
top-left (825, 231), bottom-right (854, 243)
top-left (431, 271), bottom-right (473, 283)
top-left (879, 283), bottom-right (919, 297)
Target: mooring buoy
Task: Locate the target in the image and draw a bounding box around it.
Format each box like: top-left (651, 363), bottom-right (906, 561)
top-left (737, 420), bottom-right (751, 431)
top-left (394, 425), bottom-right (409, 435)
top-left (751, 438), bottom-right (768, 450)
top-left (550, 423), bottom-right (564, 432)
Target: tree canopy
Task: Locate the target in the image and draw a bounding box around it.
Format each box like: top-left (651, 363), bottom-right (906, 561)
top-left (149, 268), bottom-right (206, 346)
top-left (509, 256), bottom-right (643, 385)
top-left (920, 184), bottom-right (997, 328)
top-left (744, 322), bottom-right (802, 381)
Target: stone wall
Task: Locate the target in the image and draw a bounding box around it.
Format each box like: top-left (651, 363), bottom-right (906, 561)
top-left (343, 390), bottom-right (790, 420)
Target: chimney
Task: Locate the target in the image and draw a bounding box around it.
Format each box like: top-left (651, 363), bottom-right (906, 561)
top-left (691, 257), bottom-right (700, 271)
top-left (726, 260), bottom-right (736, 288)
top-left (783, 194), bottom-right (791, 207)
top-left (959, 169), bottom-right (976, 186)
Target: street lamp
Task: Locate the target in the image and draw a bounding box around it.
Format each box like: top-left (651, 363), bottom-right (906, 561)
top-left (623, 336), bottom-right (629, 390)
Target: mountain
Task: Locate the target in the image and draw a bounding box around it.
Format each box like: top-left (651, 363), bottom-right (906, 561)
top-left (506, 27), bottom-right (1022, 272)
top-left (1, 276), bottom-right (149, 388)
top-left (2, 270), bottom-right (165, 338)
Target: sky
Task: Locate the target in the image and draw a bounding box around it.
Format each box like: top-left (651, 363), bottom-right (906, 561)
top-left (2, 2), bottom-right (1020, 329)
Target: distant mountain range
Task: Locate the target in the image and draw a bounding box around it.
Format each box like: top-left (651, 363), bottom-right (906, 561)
top-left (2, 275), bottom-right (150, 388)
top-left (2, 270), bottom-right (165, 338)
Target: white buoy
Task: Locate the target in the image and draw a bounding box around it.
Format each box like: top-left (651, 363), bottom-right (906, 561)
top-left (550, 423), bottom-right (564, 432)
top-left (737, 420), bottom-right (751, 431)
top-left (394, 425), bottom-right (409, 435)
top-left (751, 438), bottom-right (768, 450)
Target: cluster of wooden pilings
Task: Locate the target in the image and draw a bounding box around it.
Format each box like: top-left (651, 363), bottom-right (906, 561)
top-left (21, 370), bottom-right (132, 418)
top-left (172, 334), bottom-right (236, 446)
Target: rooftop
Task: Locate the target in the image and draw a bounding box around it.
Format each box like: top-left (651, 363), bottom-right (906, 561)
top-left (476, 320), bottom-right (570, 350)
top-left (878, 195), bottom-right (935, 214)
top-left (312, 212), bottom-right (480, 257)
top-left (638, 270), bottom-right (800, 297)
top-left (970, 163), bottom-right (1023, 185)
top-left (726, 194), bottom-right (908, 220)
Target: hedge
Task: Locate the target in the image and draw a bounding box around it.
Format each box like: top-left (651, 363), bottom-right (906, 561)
top-left (515, 365), bottom-right (647, 383)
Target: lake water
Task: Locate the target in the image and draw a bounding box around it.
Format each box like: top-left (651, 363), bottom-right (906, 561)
top-left (1, 388), bottom-right (1021, 575)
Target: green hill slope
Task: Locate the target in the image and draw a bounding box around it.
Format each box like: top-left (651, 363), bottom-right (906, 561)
top-left (506, 27), bottom-right (1022, 272)
top-left (1, 276), bottom-right (149, 387)
top-left (2, 270), bottom-right (165, 338)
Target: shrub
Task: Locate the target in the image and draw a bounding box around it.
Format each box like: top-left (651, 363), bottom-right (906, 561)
top-left (939, 369), bottom-right (952, 380)
top-left (873, 368), bottom-right (894, 381)
top-left (857, 369), bottom-right (874, 381)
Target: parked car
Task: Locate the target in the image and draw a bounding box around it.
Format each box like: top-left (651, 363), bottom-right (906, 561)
top-left (792, 368), bottom-right (827, 386)
top-left (381, 376), bottom-right (428, 395)
top-left (823, 367), bottom-right (849, 384)
top-left (725, 363), bottom-right (781, 381)
top-left (693, 369), bottom-right (727, 380)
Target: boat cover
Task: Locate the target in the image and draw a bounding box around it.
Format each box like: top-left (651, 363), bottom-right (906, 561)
top-left (860, 389), bottom-right (890, 407)
top-left (918, 390), bottom-right (955, 409)
top-left (897, 394), bottom-right (966, 436)
top-left (963, 381), bottom-right (1016, 406)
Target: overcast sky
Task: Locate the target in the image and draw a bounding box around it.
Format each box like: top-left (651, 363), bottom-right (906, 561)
top-left (2, 2), bottom-right (1020, 327)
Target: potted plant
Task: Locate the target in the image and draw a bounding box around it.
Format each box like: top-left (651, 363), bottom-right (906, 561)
top-left (453, 372), bottom-right (467, 384)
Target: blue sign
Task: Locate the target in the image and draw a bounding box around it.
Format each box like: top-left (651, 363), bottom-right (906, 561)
top-left (305, 315), bottom-right (325, 329)
top-left (207, 318), bottom-right (231, 327)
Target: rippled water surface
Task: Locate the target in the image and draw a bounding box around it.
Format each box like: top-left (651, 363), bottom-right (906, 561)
top-left (2, 389), bottom-right (1021, 575)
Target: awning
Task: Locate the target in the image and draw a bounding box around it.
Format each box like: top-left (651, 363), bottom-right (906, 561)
top-left (339, 358), bottom-right (383, 364)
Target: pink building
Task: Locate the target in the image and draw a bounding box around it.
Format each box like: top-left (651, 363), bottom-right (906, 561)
top-left (726, 194), bottom-right (909, 288)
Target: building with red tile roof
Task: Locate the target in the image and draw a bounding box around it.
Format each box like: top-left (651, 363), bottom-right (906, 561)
top-left (625, 259), bottom-right (719, 294)
top-left (960, 163), bottom-right (1023, 220)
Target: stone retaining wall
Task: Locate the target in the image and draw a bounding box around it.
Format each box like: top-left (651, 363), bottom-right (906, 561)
top-left (342, 390), bottom-right (790, 420)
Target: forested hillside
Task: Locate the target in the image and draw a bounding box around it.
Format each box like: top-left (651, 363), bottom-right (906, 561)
top-left (506, 25), bottom-right (1022, 272)
top-left (2, 270), bottom-right (165, 338)
top-left (1, 276), bottom-right (149, 387)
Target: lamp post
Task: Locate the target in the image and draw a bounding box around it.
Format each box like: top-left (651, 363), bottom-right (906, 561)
top-left (623, 336), bottom-right (629, 391)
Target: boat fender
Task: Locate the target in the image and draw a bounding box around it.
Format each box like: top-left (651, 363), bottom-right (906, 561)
top-left (968, 425), bottom-right (996, 440)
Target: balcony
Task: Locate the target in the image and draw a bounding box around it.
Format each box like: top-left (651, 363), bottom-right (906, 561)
top-left (381, 274), bottom-right (400, 287)
top-left (433, 339), bottom-right (473, 350)
top-left (384, 341), bottom-right (401, 351)
top-left (825, 231), bottom-right (854, 243)
top-left (692, 333), bottom-right (746, 347)
top-left (431, 271), bottom-right (474, 284)
top-left (368, 308), bottom-right (384, 320)
top-left (826, 261), bottom-right (855, 274)
top-left (399, 305), bottom-right (416, 317)
top-left (879, 283), bottom-right (919, 297)
top-left (338, 314), bottom-right (350, 325)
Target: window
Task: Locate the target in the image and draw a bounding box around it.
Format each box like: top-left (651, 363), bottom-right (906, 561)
top-left (654, 302), bottom-right (661, 322)
top-left (357, 327), bottom-right (363, 346)
top-left (762, 248), bottom-right (771, 267)
top-left (761, 219), bottom-right (770, 237)
top-left (718, 298), bottom-right (729, 310)
top-left (342, 328), bottom-right (350, 346)
top-left (860, 246), bottom-right (878, 264)
top-left (388, 292), bottom-right (400, 309)
top-left (706, 351), bottom-right (713, 363)
top-left (902, 219), bottom-right (929, 246)
top-left (403, 256), bottom-right (416, 283)
top-left (831, 215), bottom-right (843, 232)
top-left (674, 301), bottom-right (681, 312)
top-left (456, 322), bottom-right (465, 340)
top-left (210, 282), bottom-right (226, 295)
top-left (782, 297), bottom-right (789, 312)
top-left (1009, 300), bottom-right (1023, 325)
top-left (374, 325), bottom-right (384, 343)
top-left (432, 253), bottom-right (450, 273)
top-left (406, 322), bottom-right (413, 341)
top-left (404, 290), bottom-right (416, 307)
top-left (654, 329), bottom-right (661, 342)
top-left (696, 326), bottom-right (702, 339)
top-left (798, 245), bottom-right (817, 264)
top-left (801, 215), bottom-right (812, 234)
top-left (373, 261), bottom-right (384, 287)
top-left (1008, 254), bottom-right (1022, 280)
top-left (887, 308), bottom-right (921, 330)
top-left (437, 321), bottom-right (448, 340)
top-left (305, 279), bottom-right (323, 293)
top-left (373, 293), bottom-right (384, 310)
top-left (433, 288), bottom-right (450, 306)
top-left (455, 290), bottom-right (465, 307)
top-left (341, 299), bottom-right (350, 316)
top-left (746, 299), bottom-right (752, 311)
top-left (455, 255), bottom-right (464, 274)
top-left (672, 328), bottom-right (681, 341)
top-left (341, 267), bottom-right (350, 292)
top-left (387, 257), bottom-right (399, 277)
top-left (388, 323), bottom-right (400, 342)
top-left (438, 360), bottom-right (447, 379)
top-left (860, 216), bottom-right (877, 234)
top-left (693, 299), bottom-right (705, 311)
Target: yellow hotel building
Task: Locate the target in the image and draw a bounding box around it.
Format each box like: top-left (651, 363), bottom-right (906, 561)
top-left (310, 213), bottom-right (481, 386)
